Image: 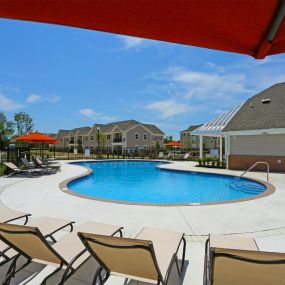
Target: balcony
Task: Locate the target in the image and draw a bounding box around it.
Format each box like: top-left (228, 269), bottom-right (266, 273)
top-left (113, 137), bottom-right (122, 143)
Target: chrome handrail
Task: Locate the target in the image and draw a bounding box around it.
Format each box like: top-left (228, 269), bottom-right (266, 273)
top-left (240, 161), bottom-right (269, 182)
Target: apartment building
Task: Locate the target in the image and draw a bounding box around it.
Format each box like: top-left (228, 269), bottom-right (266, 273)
top-left (180, 124), bottom-right (220, 150)
top-left (55, 120), bottom-right (164, 152)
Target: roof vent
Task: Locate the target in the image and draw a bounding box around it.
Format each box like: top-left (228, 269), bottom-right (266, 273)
top-left (262, 99), bottom-right (271, 104)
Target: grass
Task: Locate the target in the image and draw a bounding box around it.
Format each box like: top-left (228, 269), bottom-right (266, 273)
top-left (0, 162), bottom-right (6, 176)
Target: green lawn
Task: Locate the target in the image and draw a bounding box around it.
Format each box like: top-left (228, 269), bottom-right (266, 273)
top-left (0, 163), bottom-right (6, 176)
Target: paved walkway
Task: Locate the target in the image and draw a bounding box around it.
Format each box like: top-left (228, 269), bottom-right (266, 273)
top-left (1, 160), bottom-right (285, 284)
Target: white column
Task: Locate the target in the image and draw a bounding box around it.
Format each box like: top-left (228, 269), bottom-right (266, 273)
top-left (226, 136), bottom-right (231, 169)
top-left (199, 135), bottom-right (203, 159)
top-left (225, 135), bottom-right (228, 169)
top-left (219, 135), bottom-right (223, 162)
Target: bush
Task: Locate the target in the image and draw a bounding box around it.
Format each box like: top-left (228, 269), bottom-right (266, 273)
top-left (0, 163), bottom-right (6, 176)
top-left (196, 157), bottom-right (226, 169)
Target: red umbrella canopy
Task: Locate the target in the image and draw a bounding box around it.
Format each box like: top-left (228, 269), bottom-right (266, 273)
top-left (165, 141), bottom-right (182, 147)
top-left (15, 132), bottom-right (59, 144)
top-left (0, 0), bottom-right (284, 59)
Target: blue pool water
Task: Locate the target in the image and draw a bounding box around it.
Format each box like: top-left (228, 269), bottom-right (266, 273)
top-left (68, 161), bottom-right (267, 204)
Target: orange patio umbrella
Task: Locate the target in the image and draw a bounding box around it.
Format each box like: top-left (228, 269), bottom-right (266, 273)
top-left (14, 131), bottom-right (59, 159)
top-left (0, 0), bottom-right (285, 59)
top-left (165, 141), bottom-right (182, 147)
top-left (14, 132), bottom-right (59, 144)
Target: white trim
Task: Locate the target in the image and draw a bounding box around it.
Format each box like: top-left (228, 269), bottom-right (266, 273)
top-left (111, 125), bottom-right (124, 133)
top-left (223, 128), bottom-right (285, 136)
top-left (125, 123), bottom-right (152, 134)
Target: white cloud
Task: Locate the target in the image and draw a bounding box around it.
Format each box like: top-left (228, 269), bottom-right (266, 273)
top-left (26, 94), bottom-right (42, 103)
top-left (79, 108), bottom-right (116, 122)
top-left (168, 67), bottom-right (252, 100)
top-left (79, 108), bottom-right (96, 119)
top-left (0, 93), bottom-right (24, 111)
top-left (26, 94), bottom-right (61, 104)
top-left (145, 99), bottom-right (190, 119)
top-left (118, 36), bottom-right (145, 50)
top-left (46, 95), bottom-right (61, 103)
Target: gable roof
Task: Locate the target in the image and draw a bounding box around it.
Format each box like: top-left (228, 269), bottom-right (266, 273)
top-left (77, 127), bottom-right (91, 135)
top-left (223, 83), bottom-right (285, 132)
top-left (56, 129), bottom-right (70, 139)
top-left (180, 124), bottom-right (202, 133)
top-left (143, 124), bottom-right (164, 135)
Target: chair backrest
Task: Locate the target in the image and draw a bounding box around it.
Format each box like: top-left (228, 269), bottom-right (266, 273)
top-left (35, 156), bottom-right (43, 165)
top-left (184, 153), bottom-right (190, 159)
top-left (21, 157), bottom-right (33, 168)
top-left (158, 152), bottom-right (163, 158)
top-left (4, 162), bottom-right (19, 171)
top-left (0, 223), bottom-right (66, 265)
top-left (211, 247), bottom-right (285, 285)
top-left (78, 232), bottom-right (162, 282)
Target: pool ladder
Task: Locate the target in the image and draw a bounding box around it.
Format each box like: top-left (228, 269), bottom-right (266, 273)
top-left (240, 161), bottom-right (270, 182)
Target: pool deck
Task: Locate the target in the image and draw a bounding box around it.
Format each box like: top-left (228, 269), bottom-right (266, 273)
top-left (1, 159), bottom-right (285, 284)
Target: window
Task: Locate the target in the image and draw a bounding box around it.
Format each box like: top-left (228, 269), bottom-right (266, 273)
top-left (85, 136), bottom-right (88, 140)
top-left (143, 133), bottom-right (147, 140)
top-left (135, 133), bottom-right (139, 140)
top-left (107, 134), bottom-right (111, 140)
top-left (90, 136), bottom-right (94, 141)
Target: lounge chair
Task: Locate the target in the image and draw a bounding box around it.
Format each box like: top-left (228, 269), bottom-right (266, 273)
top-left (0, 216), bottom-right (75, 267)
top-left (34, 155), bottom-right (61, 171)
top-left (0, 208), bottom-right (31, 224)
top-left (78, 226), bottom-right (186, 285)
top-left (21, 157), bottom-right (52, 174)
top-left (204, 234), bottom-right (285, 285)
top-left (0, 221), bottom-right (123, 284)
top-left (181, 153), bottom-right (190, 160)
top-left (3, 162), bottom-right (39, 177)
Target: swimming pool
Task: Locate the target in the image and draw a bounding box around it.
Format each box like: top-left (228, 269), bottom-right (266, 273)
top-left (68, 160), bottom-right (267, 205)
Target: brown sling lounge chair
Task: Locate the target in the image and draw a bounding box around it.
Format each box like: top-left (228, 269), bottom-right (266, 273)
top-left (0, 216), bottom-right (74, 267)
top-left (0, 208), bottom-right (31, 224)
top-left (4, 162), bottom-right (39, 177)
top-left (78, 227), bottom-right (186, 285)
top-left (204, 234), bottom-right (285, 285)
top-left (0, 221), bottom-right (123, 284)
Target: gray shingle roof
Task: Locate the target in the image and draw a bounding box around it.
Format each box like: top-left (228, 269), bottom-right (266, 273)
top-left (56, 130), bottom-right (70, 139)
top-left (223, 83), bottom-right (285, 132)
top-left (180, 124), bottom-right (202, 133)
top-left (77, 127), bottom-right (91, 135)
top-left (58, 120), bottom-right (164, 137)
top-left (143, 124), bottom-right (164, 134)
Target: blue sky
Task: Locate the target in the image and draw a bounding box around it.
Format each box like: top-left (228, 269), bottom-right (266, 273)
top-left (1, 19), bottom-right (285, 139)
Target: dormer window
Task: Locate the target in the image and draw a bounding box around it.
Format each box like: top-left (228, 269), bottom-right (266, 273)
top-left (262, 99), bottom-right (271, 104)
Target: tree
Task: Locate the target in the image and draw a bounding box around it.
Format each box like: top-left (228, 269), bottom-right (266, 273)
top-left (14, 112), bottom-right (34, 136)
top-left (0, 112), bottom-right (14, 149)
top-left (155, 140), bottom-right (160, 151)
top-left (164, 135), bottom-right (173, 144)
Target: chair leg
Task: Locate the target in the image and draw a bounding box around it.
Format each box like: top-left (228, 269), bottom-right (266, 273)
top-left (92, 267), bottom-right (103, 285)
top-left (2, 254), bottom-right (20, 285)
top-left (41, 265), bottom-right (63, 285)
top-left (175, 237), bottom-right (187, 276)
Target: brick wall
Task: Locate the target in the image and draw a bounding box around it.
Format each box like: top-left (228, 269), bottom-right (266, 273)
top-left (229, 155), bottom-right (285, 172)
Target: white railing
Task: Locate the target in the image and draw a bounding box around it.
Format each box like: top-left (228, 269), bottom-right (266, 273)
top-left (240, 161), bottom-right (270, 182)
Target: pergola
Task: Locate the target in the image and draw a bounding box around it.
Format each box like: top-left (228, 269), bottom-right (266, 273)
top-left (191, 105), bottom-right (242, 163)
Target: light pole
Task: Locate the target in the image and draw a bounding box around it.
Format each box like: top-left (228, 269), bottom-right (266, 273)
top-left (97, 126), bottom-right (100, 156)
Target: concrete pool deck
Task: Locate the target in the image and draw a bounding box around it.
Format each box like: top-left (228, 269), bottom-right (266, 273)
top-left (1, 159), bottom-right (285, 284)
